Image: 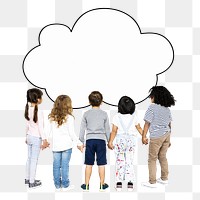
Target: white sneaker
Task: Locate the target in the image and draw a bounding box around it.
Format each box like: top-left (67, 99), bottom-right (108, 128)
top-left (62, 185), bottom-right (75, 191)
top-left (157, 178), bottom-right (168, 185)
top-left (141, 182), bottom-right (157, 188)
top-left (115, 182), bottom-right (122, 192)
top-left (127, 182), bottom-right (134, 192)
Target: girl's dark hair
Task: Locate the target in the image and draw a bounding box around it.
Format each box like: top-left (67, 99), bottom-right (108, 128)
top-left (25, 88), bottom-right (43, 123)
top-left (118, 96), bottom-right (135, 114)
top-left (149, 86), bottom-right (175, 107)
top-left (89, 91), bottom-right (103, 107)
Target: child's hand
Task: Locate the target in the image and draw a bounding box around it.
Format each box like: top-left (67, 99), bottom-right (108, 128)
top-left (25, 135), bottom-right (28, 144)
top-left (142, 136), bottom-right (148, 145)
top-left (41, 140), bottom-right (50, 150)
top-left (41, 142), bottom-right (50, 150)
top-left (108, 142), bottom-right (114, 150)
top-left (77, 145), bottom-right (84, 153)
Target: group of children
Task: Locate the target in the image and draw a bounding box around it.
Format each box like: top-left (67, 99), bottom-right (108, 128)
top-left (24, 87), bottom-right (175, 192)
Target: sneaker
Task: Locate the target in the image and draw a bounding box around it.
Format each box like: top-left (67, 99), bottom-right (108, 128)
top-left (81, 184), bottom-right (89, 192)
top-left (25, 179), bottom-right (41, 185)
top-left (141, 182), bottom-right (157, 188)
top-left (157, 178), bottom-right (168, 185)
top-left (62, 185), bottom-right (75, 191)
top-left (115, 182), bottom-right (122, 192)
top-left (29, 180), bottom-right (42, 189)
top-left (127, 182), bottom-right (134, 192)
top-left (99, 183), bottom-right (109, 191)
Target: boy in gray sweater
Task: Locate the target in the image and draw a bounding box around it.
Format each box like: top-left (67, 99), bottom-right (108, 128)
top-left (79, 91), bottom-right (110, 191)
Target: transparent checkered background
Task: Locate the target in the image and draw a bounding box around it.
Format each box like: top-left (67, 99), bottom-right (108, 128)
top-left (0, 0), bottom-right (199, 199)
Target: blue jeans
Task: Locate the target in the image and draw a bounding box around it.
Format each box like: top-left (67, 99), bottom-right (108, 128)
top-left (26, 135), bottom-right (42, 183)
top-left (53, 148), bottom-right (72, 189)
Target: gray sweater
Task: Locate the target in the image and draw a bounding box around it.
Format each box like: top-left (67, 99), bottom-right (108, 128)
top-left (79, 108), bottom-right (110, 143)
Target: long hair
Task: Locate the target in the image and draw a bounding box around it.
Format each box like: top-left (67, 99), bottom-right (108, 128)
top-left (149, 86), bottom-right (176, 107)
top-left (118, 96), bottom-right (135, 114)
top-left (48, 95), bottom-right (73, 127)
top-left (24, 88), bottom-right (43, 123)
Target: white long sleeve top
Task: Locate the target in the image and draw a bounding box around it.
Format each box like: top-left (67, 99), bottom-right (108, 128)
top-left (26, 106), bottom-right (47, 140)
top-left (48, 115), bottom-right (82, 151)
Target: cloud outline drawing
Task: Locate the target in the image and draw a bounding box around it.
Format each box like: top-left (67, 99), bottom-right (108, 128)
top-left (22, 8), bottom-right (174, 109)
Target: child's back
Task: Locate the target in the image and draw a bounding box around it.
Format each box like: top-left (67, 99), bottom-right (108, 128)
top-left (79, 91), bottom-right (110, 192)
top-left (142, 86), bottom-right (175, 188)
top-left (145, 103), bottom-right (172, 138)
top-left (50, 115), bottom-right (78, 151)
top-left (79, 108), bottom-right (110, 142)
top-left (108, 96), bottom-right (142, 192)
top-left (48, 95), bottom-right (82, 191)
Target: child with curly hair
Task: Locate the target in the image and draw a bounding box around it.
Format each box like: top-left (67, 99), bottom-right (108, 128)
top-left (142, 86), bottom-right (175, 188)
top-left (48, 95), bottom-right (83, 191)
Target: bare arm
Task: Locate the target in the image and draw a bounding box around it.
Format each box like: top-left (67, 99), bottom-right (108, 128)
top-left (168, 122), bottom-right (171, 147)
top-left (135, 123), bottom-right (143, 136)
top-left (108, 124), bottom-right (118, 150)
top-left (142, 121), bottom-right (150, 145)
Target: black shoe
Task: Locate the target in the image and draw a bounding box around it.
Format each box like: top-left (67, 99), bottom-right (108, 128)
top-left (81, 184), bottom-right (89, 191)
top-left (100, 183), bottom-right (109, 191)
top-left (25, 179), bottom-right (41, 185)
top-left (29, 180), bottom-right (42, 189)
top-left (115, 182), bottom-right (122, 191)
top-left (127, 182), bottom-right (134, 191)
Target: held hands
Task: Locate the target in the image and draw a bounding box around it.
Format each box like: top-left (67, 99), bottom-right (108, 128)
top-left (142, 136), bottom-right (148, 145)
top-left (77, 145), bottom-right (84, 153)
top-left (108, 142), bottom-right (114, 150)
top-left (41, 139), bottom-right (50, 150)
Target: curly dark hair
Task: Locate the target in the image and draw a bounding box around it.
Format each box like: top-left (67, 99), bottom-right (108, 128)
top-left (149, 86), bottom-right (175, 107)
top-left (118, 96), bottom-right (135, 114)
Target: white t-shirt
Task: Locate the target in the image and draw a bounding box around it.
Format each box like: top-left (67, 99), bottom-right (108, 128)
top-left (112, 112), bottom-right (139, 136)
top-left (49, 115), bottom-right (82, 151)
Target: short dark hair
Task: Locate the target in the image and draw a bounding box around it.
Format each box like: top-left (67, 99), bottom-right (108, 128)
top-left (89, 91), bottom-right (103, 107)
top-left (118, 96), bottom-right (135, 114)
top-left (149, 86), bottom-right (175, 107)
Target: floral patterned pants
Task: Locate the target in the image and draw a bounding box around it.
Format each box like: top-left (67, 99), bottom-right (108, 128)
top-left (114, 135), bottom-right (136, 183)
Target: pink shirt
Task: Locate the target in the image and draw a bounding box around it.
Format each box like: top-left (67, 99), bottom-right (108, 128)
top-left (26, 106), bottom-right (46, 140)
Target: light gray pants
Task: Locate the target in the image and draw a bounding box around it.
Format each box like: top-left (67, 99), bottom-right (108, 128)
top-left (26, 135), bottom-right (42, 183)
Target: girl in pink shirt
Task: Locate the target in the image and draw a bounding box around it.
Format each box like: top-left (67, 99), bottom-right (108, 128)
top-left (24, 88), bottom-right (49, 189)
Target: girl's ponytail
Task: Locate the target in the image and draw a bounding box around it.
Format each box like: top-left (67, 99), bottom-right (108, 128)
top-left (33, 104), bottom-right (38, 123)
top-left (24, 102), bottom-right (30, 121)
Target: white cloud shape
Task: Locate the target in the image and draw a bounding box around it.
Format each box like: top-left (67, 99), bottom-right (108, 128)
top-left (23, 8), bottom-right (174, 108)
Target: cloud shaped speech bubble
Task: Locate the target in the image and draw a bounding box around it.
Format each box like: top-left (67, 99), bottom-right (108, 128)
top-left (23, 8), bottom-right (174, 108)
